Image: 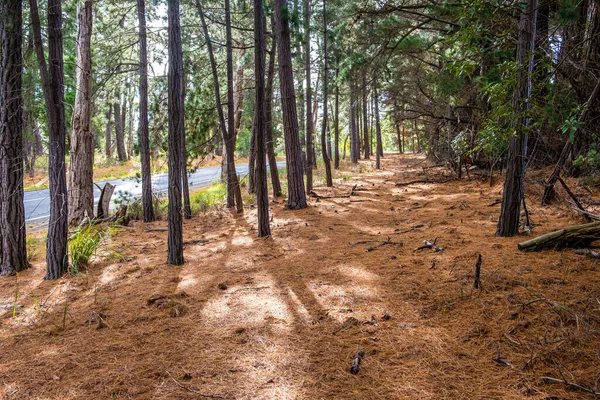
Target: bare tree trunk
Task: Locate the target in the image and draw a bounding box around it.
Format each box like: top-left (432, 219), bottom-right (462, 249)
top-left (305, 0), bottom-right (313, 192)
top-left (167, 0), bottom-right (184, 265)
top-left (127, 95), bottom-right (134, 160)
top-left (30, 0), bottom-right (68, 279)
top-left (497, 0), bottom-right (538, 237)
top-left (349, 80), bottom-right (359, 163)
top-left (266, 20), bottom-right (282, 197)
top-left (105, 97), bottom-right (113, 159)
top-left (0, 0), bottom-right (29, 275)
top-left (137, 0), bottom-right (154, 222)
top-left (362, 70), bottom-right (370, 159)
top-left (196, 0), bottom-right (243, 213)
top-left (321, 0), bottom-right (333, 187)
top-left (334, 66), bottom-right (340, 169)
top-left (254, 0), bottom-right (270, 236)
top-left (248, 108), bottom-right (256, 194)
top-left (114, 88), bottom-right (127, 162)
top-left (374, 76), bottom-right (383, 169)
top-left (274, 0), bottom-right (307, 209)
top-left (68, 0), bottom-right (94, 226)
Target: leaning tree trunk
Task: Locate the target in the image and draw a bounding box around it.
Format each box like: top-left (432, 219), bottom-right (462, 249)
top-left (304, 0), bottom-right (313, 193)
top-left (167, 0), bottom-right (184, 265)
top-left (0, 0), bottom-right (29, 275)
top-left (321, 0), bottom-right (333, 187)
top-left (254, 0), bottom-right (270, 237)
top-left (274, 0), bottom-right (307, 209)
top-left (497, 0), bottom-right (538, 237)
top-left (68, 0), bottom-right (94, 226)
top-left (30, 0), bottom-right (69, 279)
top-left (265, 20), bottom-right (282, 198)
top-left (196, 0), bottom-right (243, 213)
top-left (137, 0), bottom-right (154, 222)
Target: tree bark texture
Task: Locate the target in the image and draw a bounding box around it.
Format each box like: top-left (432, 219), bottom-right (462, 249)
top-left (349, 80), bottom-right (359, 163)
top-left (0, 0), bottom-right (29, 275)
top-left (274, 0), bottom-right (307, 209)
top-left (137, 0), bottom-right (154, 222)
top-left (265, 23), bottom-right (282, 197)
top-left (113, 90), bottom-right (127, 162)
top-left (321, 0), bottom-right (333, 187)
top-left (334, 66), bottom-right (340, 169)
top-left (362, 70), bottom-right (370, 159)
top-left (496, 0), bottom-right (538, 237)
top-left (167, 0), bottom-right (184, 265)
top-left (374, 76), bottom-right (383, 169)
top-left (31, 0), bottom-right (69, 279)
top-left (105, 98), bottom-right (112, 158)
top-left (68, 0), bottom-right (94, 226)
top-left (254, 0), bottom-right (270, 237)
top-left (304, 0), bottom-right (313, 192)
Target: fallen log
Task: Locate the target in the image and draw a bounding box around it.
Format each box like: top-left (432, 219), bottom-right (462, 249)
top-left (573, 248), bottom-right (600, 259)
top-left (518, 221), bottom-right (600, 252)
top-left (350, 350), bottom-right (365, 375)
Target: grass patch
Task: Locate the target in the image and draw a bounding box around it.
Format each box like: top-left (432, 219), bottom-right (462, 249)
top-left (68, 224), bottom-right (105, 275)
top-left (190, 183), bottom-right (227, 213)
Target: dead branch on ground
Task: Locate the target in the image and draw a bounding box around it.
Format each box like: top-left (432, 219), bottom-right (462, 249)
top-left (350, 236), bottom-right (403, 252)
top-left (415, 238), bottom-right (443, 252)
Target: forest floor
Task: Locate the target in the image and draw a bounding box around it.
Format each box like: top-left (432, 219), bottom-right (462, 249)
top-left (2, 153), bottom-right (600, 399)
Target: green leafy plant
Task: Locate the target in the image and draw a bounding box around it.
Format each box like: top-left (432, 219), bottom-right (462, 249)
top-left (68, 224), bottom-right (105, 275)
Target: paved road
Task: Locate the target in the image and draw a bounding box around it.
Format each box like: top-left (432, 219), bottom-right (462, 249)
top-left (25, 163), bottom-right (283, 224)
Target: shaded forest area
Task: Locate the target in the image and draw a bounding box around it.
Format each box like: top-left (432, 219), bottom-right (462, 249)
top-left (1, 0), bottom-right (600, 398)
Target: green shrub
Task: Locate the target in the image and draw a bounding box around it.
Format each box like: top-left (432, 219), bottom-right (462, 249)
top-left (190, 183), bottom-right (227, 213)
top-left (69, 224), bottom-right (105, 275)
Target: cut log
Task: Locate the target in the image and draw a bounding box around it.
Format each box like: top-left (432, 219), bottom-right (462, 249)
top-left (518, 221), bottom-right (600, 252)
top-left (96, 183), bottom-right (115, 219)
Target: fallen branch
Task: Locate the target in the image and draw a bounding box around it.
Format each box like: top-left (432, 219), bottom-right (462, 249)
top-left (473, 253), bottom-right (482, 289)
top-left (394, 224), bottom-right (424, 235)
top-left (541, 376), bottom-right (599, 395)
top-left (310, 185), bottom-right (357, 199)
top-left (571, 207), bottom-right (600, 221)
top-left (166, 370), bottom-right (229, 399)
top-left (146, 227), bottom-right (168, 232)
top-left (492, 349), bottom-right (513, 368)
top-left (415, 238), bottom-right (443, 252)
top-left (487, 199), bottom-right (502, 207)
top-left (557, 177), bottom-right (591, 222)
top-left (395, 178), bottom-right (453, 187)
top-left (518, 221), bottom-right (600, 251)
top-left (0, 305), bottom-right (22, 309)
top-left (351, 236), bottom-right (403, 251)
top-left (574, 248), bottom-right (600, 259)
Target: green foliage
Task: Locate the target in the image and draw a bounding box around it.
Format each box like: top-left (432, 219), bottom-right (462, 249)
top-left (68, 225), bottom-right (105, 275)
top-left (190, 183), bottom-right (227, 214)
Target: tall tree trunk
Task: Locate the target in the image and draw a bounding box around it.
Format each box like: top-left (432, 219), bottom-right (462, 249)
top-left (196, 0), bottom-right (243, 213)
top-left (349, 80), bottom-right (359, 163)
top-left (137, 0), bottom-right (154, 222)
top-left (114, 90), bottom-right (127, 162)
top-left (30, 0), bottom-right (68, 279)
top-left (334, 66), bottom-right (340, 169)
top-left (497, 0), bottom-right (538, 237)
top-left (105, 97), bottom-right (113, 159)
top-left (362, 70), bottom-right (370, 159)
top-left (127, 95), bottom-right (134, 160)
top-left (68, 0), bottom-right (94, 226)
top-left (321, 0), bottom-right (333, 186)
top-left (167, 0), bottom-right (184, 265)
top-left (274, 0), bottom-right (307, 209)
top-left (254, 0), bottom-right (270, 237)
top-left (374, 76), bottom-right (383, 169)
top-left (225, 0), bottom-right (244, 213)
top-left (265, 20), bottom-right (282, 197)
top-left (0, 0), bottom-right (29, 275)
top-left (304, 0), bottom-right (313, 192)
top-left (248, 108), bottom-right (257, 194)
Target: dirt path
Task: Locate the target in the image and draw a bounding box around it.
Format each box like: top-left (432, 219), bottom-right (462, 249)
top-left (1, 154), bottom-right (599, 399)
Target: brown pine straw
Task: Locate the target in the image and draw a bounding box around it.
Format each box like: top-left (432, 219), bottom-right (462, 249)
top-left (0, 153), bottom-right (599, 399)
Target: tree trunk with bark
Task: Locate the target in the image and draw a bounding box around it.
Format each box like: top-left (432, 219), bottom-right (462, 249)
top-left (497, 0), bottom-right (538, 237)
top-left (254, 0), bottom-right (270, 236)
top-left (196, 0), bottom-right (243, 213)
top-left (68, 0), bottom-right (94, 226)
top-left (137, 0), bottom-right (154, 222)
top-left (349, 80), bottom-right (359, 163)
top-left (265, 21), bottom-right (282, 198)
top-left (30, 0), bottom-right (69, 279)
top-left (374, 76), bottom-right (383, 169)
top-left (334, 66), bottom-right (340, 169)
top-left (304, 0), bottom-right (313, 193)
top-left (127, 95), bottom-right (134, 160)
top-left (274, 0), bottom-right (307, 209)
top-left (0, 0), bottom-right (29, 275)
top-left (362, 70), bottom-right (370, 159)
top-left (114, 90), bottom-right (127, 162)
top-left (105, 98), bottom-right (113, 158)
top-left (321, 0), bottom-right (333, 187)
top-left (167, 0), bottom-right (184, 265)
